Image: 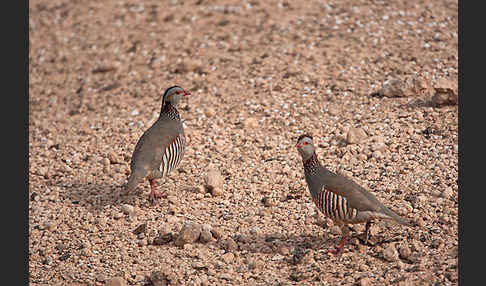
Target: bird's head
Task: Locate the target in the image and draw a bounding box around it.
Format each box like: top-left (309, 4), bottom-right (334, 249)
top-left (162, 85), bottom-right (190, 107)
top-left (295, 134), bottom-right (315, 161)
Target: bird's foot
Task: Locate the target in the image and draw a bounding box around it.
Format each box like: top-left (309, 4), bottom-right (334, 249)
top-left (148, 191), bottom-right (167, 203)
top-left (328, 236), bottom-right (347, 256)
top-left (328, 247), bottom-right (342, 256)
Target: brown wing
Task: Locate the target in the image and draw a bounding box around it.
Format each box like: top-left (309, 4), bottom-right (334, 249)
top-left (321, 169), bottom-right (385, 213)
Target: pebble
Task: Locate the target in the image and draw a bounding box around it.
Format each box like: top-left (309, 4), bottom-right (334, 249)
top-left (221, 237), bottom-right (238, 252)
top-left (383, 243), bottom-right (399, 262)
top-left (175, 222), bottom-right (202, 247)
top-left (359, 277), bottom-right (372, 286)
top-left (105, 276), bottom-right (126, 286)
top-left (441, 187), bottom-right (453, 199)
top-left (211, 227), bottom-right (223, 240)
top-left (399, 243), bottom-right (412, 259)
top-left (346, 127), bottom-right (367, 144)
top-left (243, 117), bottom-right (259, 128)
top-left (329, 225), bottom-right (342, 235)
top-left (373, 79), bottom-right (409, 97)
top-left (120, 204), bottom-right (135, 216)
top-left (205, 167), bottom-right (224, 197)
top-left (221, 252), bottom-right (235, 264)
top-left (199, 229), bottom-right (214, 243)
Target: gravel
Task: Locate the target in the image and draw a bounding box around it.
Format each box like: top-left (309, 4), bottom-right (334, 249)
top-left (29, 0), bottom-right (457, 285)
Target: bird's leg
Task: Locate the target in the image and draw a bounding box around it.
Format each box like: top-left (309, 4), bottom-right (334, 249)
top-left (364, 221), bottom-right (372, 245)
top-left (148, 179), bottom-right (166, 202)
top-left (329, 235), bottom-right (347, 256)
top-left (329, 225), bottom-right (349, 256)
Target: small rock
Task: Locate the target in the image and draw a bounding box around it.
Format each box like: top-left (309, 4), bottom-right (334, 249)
top-left (221, 252), bottom-right (235, 264)
top-left (131, 109), bottom-right (139, 116)
top-left (371, 142), bottom-right (387, 152)
top-left (346, 127), bottom-right (367, 144)
top-left (399, 243), bottom-right (412, 259)
top-left (372, 79), bottom-right (409, 98)
top-left (261, 197), bottom-right (275, 207)
top-left (243, 117), bottom-right (259, 128)
top-left (248, 259), bottom-right (264, 272)
top-left (120, 204), bottom-right (135, 216)
top-left (383, 243), bottom-right (399, 262)
top-left (441, 187), bottom-right (454, 199)
top-left (153, 232), bottom-right (174, 245)
top-left (372, 150), bottom-right (383, 159)
top-left (221, 237), bottom-right (238, 252)
top-left (199, 229), bottom-right (213, 243)
top-left (105, 277), bottom-right (126, 286)
top-left (329, 225), bottom-right (342, 235)
top-left (43, 221), bottom-right (57, 231)
top-left (132, 223), bottom-right (147, 235)
top-left (205, 167), bottom-right (224, 197)
top-left (359, 277), bottom-right (372, 286)
top-left (150, 271), bottom-right (169, 286)
top-left (211, 227), bottom-right (223, 240)
top-left (431, 77), bottom-right (458, 106)
top-left (278, 245), bottom-right (290, 255)
top-left (175, 222), bottom-right (202, 247)
top-left (204, 107), bottom-right (216, 117)
top-left (108, 152), bottom-right (121, 164)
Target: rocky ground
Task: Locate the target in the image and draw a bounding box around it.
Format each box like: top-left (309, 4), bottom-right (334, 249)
top-left (29, 0), bottom-right (458, 285)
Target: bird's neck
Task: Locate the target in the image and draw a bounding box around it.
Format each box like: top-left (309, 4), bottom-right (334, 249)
top-left (303, 152), bottom-right (320, 176)
top-left (161, 103), bottom-right (181, 120)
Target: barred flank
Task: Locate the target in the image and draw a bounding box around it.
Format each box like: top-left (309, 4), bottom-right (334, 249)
top-left (160, 135), bottom-right (185, 177)
top-left (313, 188), bottom-right (357, 221)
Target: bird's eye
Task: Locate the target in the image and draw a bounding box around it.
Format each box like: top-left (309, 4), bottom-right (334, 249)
top-left (303, 142), bottom-right (309, 145)
top-left (176, 90), bottom-right (181, 94)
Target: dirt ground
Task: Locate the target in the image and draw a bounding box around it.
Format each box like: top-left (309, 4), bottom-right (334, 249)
top-left (29, 0), bottom-right (458, 285)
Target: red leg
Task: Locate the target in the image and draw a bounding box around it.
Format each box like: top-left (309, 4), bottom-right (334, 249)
top-left (149, 179), bottom-right (166, 202)
top-left (329, 235), bottom-right (348, 256)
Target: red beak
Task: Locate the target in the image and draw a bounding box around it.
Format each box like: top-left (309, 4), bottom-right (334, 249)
top-left (183, 90), bottom-right (191, 96)
top-left (296, 143), bottom-right (301, 148)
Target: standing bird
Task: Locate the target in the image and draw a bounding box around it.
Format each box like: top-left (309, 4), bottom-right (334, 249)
top-left (295, 134), bottom-right (411, 255)
top-left (126, 86), bottom-right (190, 201)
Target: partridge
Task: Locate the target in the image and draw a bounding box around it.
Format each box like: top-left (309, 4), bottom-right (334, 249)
top-left (295, 134), bottom-right (412, 255)
top-left (126, 86), bottom-right (190, 201)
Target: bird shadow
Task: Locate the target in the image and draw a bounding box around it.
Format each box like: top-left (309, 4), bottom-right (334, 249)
top-left (56, 178), bottom-right (168, 214)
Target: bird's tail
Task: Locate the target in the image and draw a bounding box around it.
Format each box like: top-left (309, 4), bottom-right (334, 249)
top-left (381, 206), bottom-right (414, 227)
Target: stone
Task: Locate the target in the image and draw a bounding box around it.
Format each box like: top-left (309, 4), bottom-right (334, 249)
top-left (211, 227), bottom-right (223, 240)
top-left (150, 271), bottom-right (169, 286)
top-left (372, 79), bottom-right (409, 98)
top-left (175, 222), bottom-right (202, 247)
top-left (371, 142), bottom-right (387, 152)
top-left (108, 152), bottom-right (121, 164)
top-left (431, 77), bottom-right (458, 106)
top-left (221, 237), bottom-right (238, 252)
top-left (205, 167), bottom-right (224, 197)
top-left (359, 277), bottom-right (372, 286)
top-left (346, 127), bottom-right (367, 144)
top-left (120, 204), bottom-right (135, 216)
top-left (153, 233), bottom-right (173, 245)
top-left (399, 243), bottom-right (412, 260)
top-left (329, 225), bottom-right (342, 235)
top-left (243, 117), bottom-right (259, 128)
top-left (441, 187), bottom-right (454, 199)
top-left (199, 229), bottom-right (213, 243)
top-left (383, 243), bottom-right (399, 262)
top-left (221, 252), bottom-right (235, 264)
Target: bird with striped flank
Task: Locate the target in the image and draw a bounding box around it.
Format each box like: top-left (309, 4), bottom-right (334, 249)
top-left (126, 86), bottom-right (190, 202)
top-left (295, 134), bottom-right (412, 255)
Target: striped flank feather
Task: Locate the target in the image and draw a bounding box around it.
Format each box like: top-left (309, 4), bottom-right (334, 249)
top-left (160, 134), bottom-right (185, 177)
top-left (313, 187), bottom-right (358, 221)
